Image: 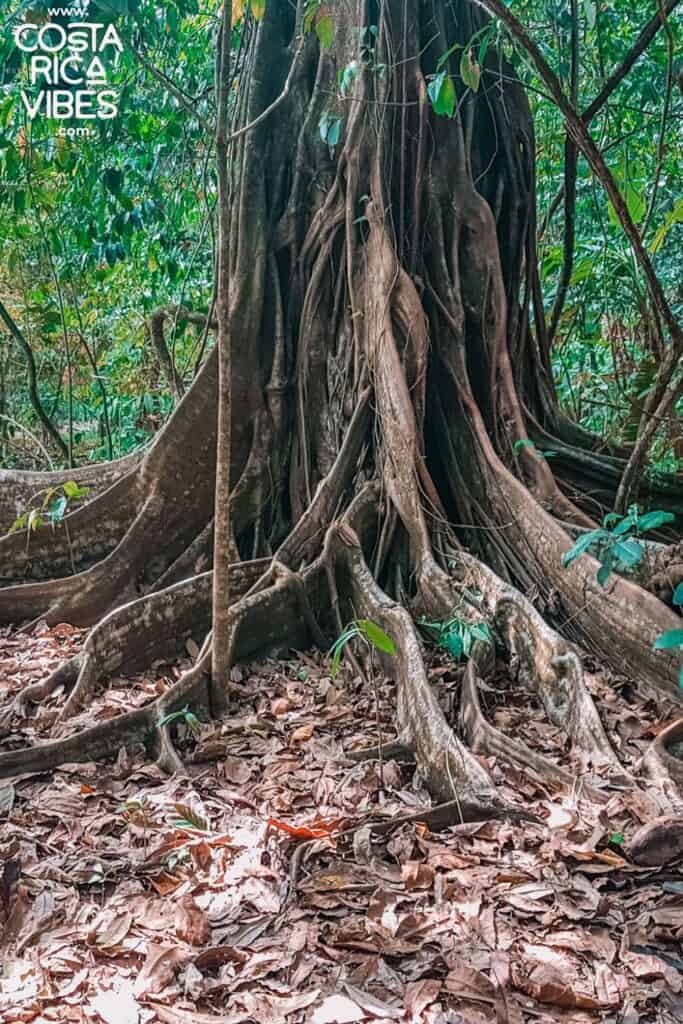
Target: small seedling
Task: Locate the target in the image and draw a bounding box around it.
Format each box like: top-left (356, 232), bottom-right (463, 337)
top-left (158, 704), bottom-right (201, 735)
top-left (330, 619), bottom-right (396, 791)
top-left (10, 480), bottom-right (90, 537)
top-left (419, 615), bottom-right (491, 660)
top-left (562, 504), bottom-right (674, 587)
top-left (330, 618), bottom-right (396, 677)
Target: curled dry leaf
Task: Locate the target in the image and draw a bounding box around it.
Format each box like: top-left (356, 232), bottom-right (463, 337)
top-left (88, 909), bottom-right (133, 951)
top-left (404, 979), bottom-right (442, 1019)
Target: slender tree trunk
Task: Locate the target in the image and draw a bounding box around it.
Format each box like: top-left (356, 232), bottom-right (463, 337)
top-left (211, 5), bottom-right (234, 711)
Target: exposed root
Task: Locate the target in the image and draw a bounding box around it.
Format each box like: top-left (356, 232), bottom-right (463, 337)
top-left (326, 517), bottom-right (532, 822)
top-left (459, 661), bottom-right (607, 802)
top-left (641, 716), bottom-right (683, 808)
top-left (0, 560), bottom-right (323, 780)
top-left (454, 551), bottom-right (626, 776)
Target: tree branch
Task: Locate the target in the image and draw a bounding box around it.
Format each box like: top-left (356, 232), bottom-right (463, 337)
top-left (0, 300), bottom-right (69, 462)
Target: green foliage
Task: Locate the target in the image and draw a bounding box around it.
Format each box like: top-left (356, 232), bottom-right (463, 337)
top-left (0, 0), bottom-right (219, 466)
top-left (319, 111), bottom-right (342, 149)
top-left (419, 616), bottom-right (492, 661)
top-left (562, 505), bottom-right (674, 587)
top-left (10, 480), bottom-right (90, 535)
top-left (427, 71), bottom-right (456, 117)
top-left (158, 704), bottom-right (201, 734)
top-left (330, 619), bottom-right (397, 677)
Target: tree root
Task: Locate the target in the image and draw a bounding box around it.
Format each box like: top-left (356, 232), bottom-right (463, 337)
top-left (1, 559), bottom-right (269, 731)
top-left (459, 661), bottom-right (608, 803)
top-left (0, 559), bottom-right (323, 780)
top-left (326, 517), bottom-right (534, 822)
top-left (640, 717), bottom-right (683, 808)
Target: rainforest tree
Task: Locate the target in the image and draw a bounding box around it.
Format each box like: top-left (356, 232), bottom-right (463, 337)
top-left (0, 0), bottom-right (682, 819)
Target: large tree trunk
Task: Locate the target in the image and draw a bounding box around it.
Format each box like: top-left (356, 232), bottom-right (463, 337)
top-left (0, 0), bottom-right (681, 816)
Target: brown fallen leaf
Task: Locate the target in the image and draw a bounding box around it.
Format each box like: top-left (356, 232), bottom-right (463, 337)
top-left (175, 897), bottom-right (210, 946)
top-left (194, 945), bottom-right (249, 971)
top-left (149, 870), bottom-right (185, 896)
top-left (404, 979), bottom-right (442, 1019)
top-left (401, 861), bottom-right (435, 891)
top-left (445, 964), bottom-right (495, 1002)
top-left (515, 962), bottom-right (617, 1010)
top-left (134, 943), bottom-right (187, 997)
top-left (290, 722), bottom-right (314, 745)
top-left (88, 909), bottom-right (133, 951)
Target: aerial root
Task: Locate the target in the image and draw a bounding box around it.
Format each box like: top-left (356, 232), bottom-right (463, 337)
top-left (459, 661), bottom-right (607, 804)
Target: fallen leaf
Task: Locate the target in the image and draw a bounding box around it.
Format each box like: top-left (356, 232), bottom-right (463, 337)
top-left (404, 979), bottom-right (441, 1018)
top-left (402, 861), bottom-right (435, 890)
top-left (134, 943), bottom-right (187, 996)
top-left (290, 722), bottom-right (314, 745)
top-left (175, 898), bottom-right (210, 946)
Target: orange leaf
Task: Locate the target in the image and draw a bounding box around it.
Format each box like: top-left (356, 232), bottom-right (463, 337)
top-left (267, 816), bottom-right (344, 840)
top-left (149, 870), bottom-right (184, 896)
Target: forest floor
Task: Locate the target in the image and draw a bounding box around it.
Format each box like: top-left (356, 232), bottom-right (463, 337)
top-left (0, 624), bottom-right (683, 1023)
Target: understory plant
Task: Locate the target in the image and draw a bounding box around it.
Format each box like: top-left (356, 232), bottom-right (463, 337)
top-left (562, 505), bottom-right (674, 586)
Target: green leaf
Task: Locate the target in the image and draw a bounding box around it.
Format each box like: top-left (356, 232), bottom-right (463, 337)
top-left (9, 512), bottom-right (28, 535)
top-left (339, 61), bottom-right (359, 97)
top-left (608, 185), bottom-right (646, 227)
top-left (468, 621), bottom-right (492, 645)
top-left (315, 13), bottom-right (334, 48)
top-left (460, 49), bottom-right (481, 92)
top-left (62, 481), bottom-right (90, 500)
top-left (250, 0), bottom-right (266, 18)
top-left (427, 71), bottom-right (456, 118)
top-left (513, 438), bottom-right (535, 452)
top-left (583, 0), bottom-right (597, 29)
top-left (49, 496), bottom-right (68, 526)
top-left (303, 0), bottom-right (321, 32)
top-left (596, 555), bottom-right (613, 587)
top-left (636, 510), bottom-right (675, 532)
top-left (654, 629), bottom-right (683, 651)
top-left (609, 831), bottom-right (624, 847)
top-left (562, 529), bottom-right (607, 567)
top-left (27, 508), bottom-right (42, 532)
top-left (613, 538), bottom-right (643, 568)
top-left (440, 627), bottom-right (464, 659)
top-left (355, 619), bottom-right (397, 656)
top-left (672, 582), bottom-right (683, 607)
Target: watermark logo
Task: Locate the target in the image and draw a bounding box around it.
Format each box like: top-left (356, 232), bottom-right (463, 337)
top-left (13, 3), bottom-right (123, 124)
